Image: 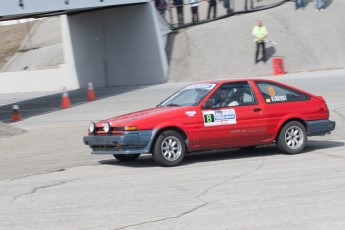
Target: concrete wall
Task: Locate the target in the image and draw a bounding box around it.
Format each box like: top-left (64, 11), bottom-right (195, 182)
top-left (0, 69), bottom-right (62, 94)
top-left (0, 2), bottom-right (170, 93)
top-left (68, 3), bottom-right (168, 87)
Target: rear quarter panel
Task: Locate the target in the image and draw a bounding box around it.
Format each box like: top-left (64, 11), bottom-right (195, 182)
top-left (249, 80), bottom-right (330, 140)
top-left (262, 97), bottom-right (330, 140)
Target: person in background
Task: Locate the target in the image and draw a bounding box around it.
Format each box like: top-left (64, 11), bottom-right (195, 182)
top-left (156, 0), bottom-right (167, 16)
top-left (295, 0), bottom-right (305, 10)
top-left (222, 0), bottom-right (232, 15)
top-left (189, 0), bottom-right (199, 23)
top-left (252, 20), bottom-right (268, 64)
top-left (244, 0), bottom-right (253, 11)
top-left (173, 0), bottom-right (185, 26)
top-left (315, 0), bottom-right (325, 12)
top-left (207, 0), bottom-right (217, 20)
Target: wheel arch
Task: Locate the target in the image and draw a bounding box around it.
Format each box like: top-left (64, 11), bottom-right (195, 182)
top-left (275, 118), bottom-right (308, 141)
top-left (149, 126), bottom-right (188, 154)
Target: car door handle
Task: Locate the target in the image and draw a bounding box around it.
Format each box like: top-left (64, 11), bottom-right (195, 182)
top-left (253, 108), bottom-right (262, 112)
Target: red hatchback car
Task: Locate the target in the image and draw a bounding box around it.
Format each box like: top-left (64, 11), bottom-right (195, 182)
top-left (83, 79), bottom-right (335, 166)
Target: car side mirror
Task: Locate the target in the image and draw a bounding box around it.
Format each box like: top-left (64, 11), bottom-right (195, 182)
top-left (202, 99), bottom-right (215, 109)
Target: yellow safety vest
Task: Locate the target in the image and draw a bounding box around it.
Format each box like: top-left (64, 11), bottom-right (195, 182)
top-left (253, 26), bottom-right (267, 42)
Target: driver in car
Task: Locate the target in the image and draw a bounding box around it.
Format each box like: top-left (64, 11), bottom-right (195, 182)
top-left (213, 88), bottom-right (239, 108)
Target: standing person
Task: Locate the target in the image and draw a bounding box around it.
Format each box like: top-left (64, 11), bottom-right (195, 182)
top-left (244, 0), bottom-right (253, 11)
top-left (252, 20), bottom-right (268, 63)
top-left (223, 0), bottom-right (232, 15)
top-left (207, 0), bottom-right (217, 20)
top-left (189, 0), bottom-right (199, 23)
top-left (173, 0), bottom-right (184, 26)
top-left (156, 0), bottom-right (167, 16)
top-left (315, 0), bottom-right (325, 12)
top-left (295, 0), bottom-right (305, 10)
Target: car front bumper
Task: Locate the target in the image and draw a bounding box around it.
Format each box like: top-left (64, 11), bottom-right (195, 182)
top-left (307, 119), bottom-right (336, 136)
top-left (83, 130), bottom-right (157, 155)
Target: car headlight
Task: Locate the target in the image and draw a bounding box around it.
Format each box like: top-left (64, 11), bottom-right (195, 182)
top-left (88, 122), bottom-right (96, 134)
top-left (103, 122), bottom-right (111, 133)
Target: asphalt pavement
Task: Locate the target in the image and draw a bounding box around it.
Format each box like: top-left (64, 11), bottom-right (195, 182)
top-left (0, 85), bottom-right (150, 123)
top-left (0, 70), bottom-right (344, 229)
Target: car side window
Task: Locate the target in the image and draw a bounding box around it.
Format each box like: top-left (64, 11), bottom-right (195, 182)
top-left (255, 81), bottom-right (311, 104)
top-left (208, 82), bottom-right (257, 108)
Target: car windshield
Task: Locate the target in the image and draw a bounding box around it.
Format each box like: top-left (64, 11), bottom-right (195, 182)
top-left (158, 83), bottom-right (217, 107)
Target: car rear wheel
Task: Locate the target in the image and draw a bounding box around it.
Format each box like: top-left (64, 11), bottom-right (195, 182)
top-left (153, 130), bottom-right (185, 167)
top-left (277, 121), bottom-right (307, 154)
top-left (113, 154), bottom-right (141, 162)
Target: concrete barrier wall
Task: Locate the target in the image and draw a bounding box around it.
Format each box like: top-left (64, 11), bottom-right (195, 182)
top-left (0, 67), bottom-right (69, 93)
top-left (0, 2), bottom-right (170, 93)
top-left (68, 2), bottom-right (168, 87)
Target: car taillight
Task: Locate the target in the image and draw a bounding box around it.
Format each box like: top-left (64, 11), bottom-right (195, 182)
top-left (315, 96), bottom-right (329, 114)
top-left (325, 104), bottom-right (330, 114)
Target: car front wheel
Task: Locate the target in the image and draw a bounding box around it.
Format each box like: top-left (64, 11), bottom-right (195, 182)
top-left (277, 121), bottom-right (307, 154)
top-left (153, 130), bottom-right (185, 167)
top-left (113, 154), bottom-right (141, 162)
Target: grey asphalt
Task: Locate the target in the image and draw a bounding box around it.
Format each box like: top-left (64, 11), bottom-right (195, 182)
top-left (0, 85), bottom-right (149, 123)
top-left (0, 70), bottom-right (344, 229)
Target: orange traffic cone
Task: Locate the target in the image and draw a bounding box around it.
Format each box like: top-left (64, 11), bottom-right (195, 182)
top-left (272, 57), bottom-right (286, 75)
top-left (61, 88), bottom-right (71, 109)
top-left (12, 104), bottom-right (21, 122)
top-left (87, 82), bottom-right (96, 101)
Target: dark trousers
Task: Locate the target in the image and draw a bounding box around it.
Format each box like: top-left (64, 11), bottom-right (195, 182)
top-left (191, 6), bottom-right (199, 22)
top-left (176, 6), bottom-right (184, 25)
top-left (245, 0), bottom-right (254, 10)
top-left (255, 41), bottom-right (266, 62)
top-left (207, 3), bottom-right (217, 19)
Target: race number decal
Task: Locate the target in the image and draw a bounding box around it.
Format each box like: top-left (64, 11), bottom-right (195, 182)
top-left (268, 87), bottom-right (276, 97)
top-left (204, 113), bottom-right (215, 123)
top-left (203, 109), bottom-right (236, 126)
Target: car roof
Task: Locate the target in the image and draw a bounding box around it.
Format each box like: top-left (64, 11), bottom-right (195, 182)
top-left (194, 78), bottom-right (277, 84)
top-left (195, 78), bottom-right (314, 97)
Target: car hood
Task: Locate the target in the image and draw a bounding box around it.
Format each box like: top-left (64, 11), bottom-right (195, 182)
top-left (100, 106), bottom-right (194, 127)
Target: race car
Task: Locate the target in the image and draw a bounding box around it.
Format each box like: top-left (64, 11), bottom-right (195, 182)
top-left (83, 79), bottom-right (335, 166)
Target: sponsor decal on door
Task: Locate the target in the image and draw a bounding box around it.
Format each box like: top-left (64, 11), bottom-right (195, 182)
top-left (203, 109), bottom-right (237, 126)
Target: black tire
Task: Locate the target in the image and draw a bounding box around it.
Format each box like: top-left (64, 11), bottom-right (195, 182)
top-left (113, 154), bottom-right (140, 162)
top-left (153, 130), bottom-right (186, 167)
top-left (277, 121), bottom-right (307, 154)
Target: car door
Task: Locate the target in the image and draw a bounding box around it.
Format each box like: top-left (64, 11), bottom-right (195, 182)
top-left (198, 81), bottom-right (268, 148)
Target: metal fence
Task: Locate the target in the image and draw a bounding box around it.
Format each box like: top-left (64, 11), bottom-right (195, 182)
top-left (156, 0), bottom-right (289, 29)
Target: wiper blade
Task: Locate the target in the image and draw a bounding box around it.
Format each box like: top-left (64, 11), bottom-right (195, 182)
top-left (165, 103), bottom-right (180, 107)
